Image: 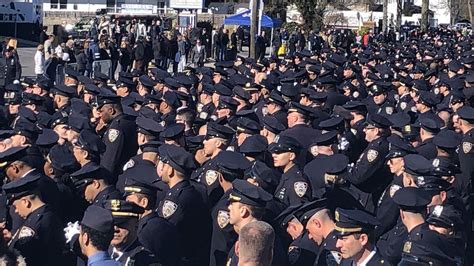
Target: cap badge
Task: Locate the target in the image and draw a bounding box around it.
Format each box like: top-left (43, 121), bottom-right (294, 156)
top-left (110, 199), bottom-right (121, 211)
top-left (432, 158), bottom-right (440, 168)
top-left (294, 182), bottom-right (308, 198)
top-left (217, 210), bottom-right (230, 229)
top-left (162, 200), bottom-right (178, 218)
top-left (367, 149), bottom-right (379, 162)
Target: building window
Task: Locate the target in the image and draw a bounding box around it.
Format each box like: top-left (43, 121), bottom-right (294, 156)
top-left (51, 0), bottom-right (67, 9)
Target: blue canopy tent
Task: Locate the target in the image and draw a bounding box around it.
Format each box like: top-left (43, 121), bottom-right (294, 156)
top-left (224, 10), bottom-right (281, 55)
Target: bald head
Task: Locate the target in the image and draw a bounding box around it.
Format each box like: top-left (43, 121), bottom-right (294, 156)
top-left (237, 221), bottom-right (274, 266)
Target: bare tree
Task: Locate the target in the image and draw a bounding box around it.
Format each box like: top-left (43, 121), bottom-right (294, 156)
top-left (421, 0), bottom-right (429, 31)
top-left (383, 0), bottom-right (388, 33)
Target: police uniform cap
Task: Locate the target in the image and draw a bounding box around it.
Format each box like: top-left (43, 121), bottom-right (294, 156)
top-left (214, 84), bottom-right (233, 96)
top-left (432, 130), bottom-right (461, 149)
top-left (334, 208), bottom-right (379, 236)
top-left (158, 144), bottom-right (196, 175)
top-left (415, 175), bottom-right (451, 194)
top-left (136, 116), bottom-right (164, 136)
top-left (53, 84), bottom-right (76, 97)
top-left (388, 112), bottom-right (411, 130)
top-left (81, 83), bottom-right (100, 95)
top-left (276, 198), bottom-right (328, 228)
top-left (411, 80), bottom-right (429, 92)
top-left (243, 82), bottom-right (261, 92)
top-left (104, 200), bottom-right (144, 225)
top-left (152, 68), bottom-right (172, 82)
top-left (119, 71), bottom-right (134, 80)
top-left (417, 91), bottom-right (439, 107)
top-left (143, 93), bottom-right (161, 105)
top-left (36, 128), bottom-right (59, 146)
top-left (310, 130), bottom-right (338, 147)
top-left (392, 187), bottom-right (431, 212)
top-left (81, 205), bottom-right (114, 233)
top-left (21, 93), bottom-right (44, 106)
top-left (5, 83), bottom-right (22, 93)
top-left (50, 112), bottom-right (68, 129)
top-left (236, 117), bottom-right (262, 134)
top-left (0, 146), bottom-right (28, 168)
top-left (403, 154), bottom-right (433, 176)
top-left (70, 163), bottom-right (108, 188)
top-left (244, 161), bottom-right (277, 192)
top-left (417, 118), bottom-right (442, 133)
top-left (215, 61), bottom-right (234, 68)
top-left (48, 144), bottom-right (79, 173)
top-left (318, 116), bottom-right (344, 131)
top-left (73, 130), bottom-right (106, 155)
top-left (13, 118), bottom-right (41, 141)
top-left (232, 86), bottom-right (251, 101)
top-left (365, 114), bottom-right (392, 129)
top-left (131, 69), bottom-right (144, 77)
top-left (93, 72), bottom-right (109, 83)
top-left (71, 98), bottom-right (91, 117)
top-left (17, 107), bottom-right (37, 123)
top-left (217, 96), bottom-right (239, 111)
top-left (77, 75), bottom-right (94, 85)
top-left (215, 151), bottom-right (251, 181)
top-left (161, 123), bottom-right (185, 139)
top-left (64, 67), bottom-right (80, 79)
top-left (139, 75), bottom-right (158, 89)
top-left (431, 157), bottom-right (460, 177)
top-left (268, 136), bottom-right (301, 154)
top-left (175, 75), bottom-right (194, 88)
top-left (465, 72), bottom-right (474, 84)
top-left (124, 174), bottom-right (159, 197)
top-left (386, 135), bottom-right (416, 159)
top-left (2, 173), bottom-right (41, 204)
top-left (280, 84), bottom-right (300, 98)
top-left (162, 91), bottom-right (182, 109)
top-left (140, 140), bottom-right (162, 153)
top-left (324, 154), bottom-right (350, 175)
top-left (115, 77), bottom-right (135, 89)
top-left (262, 116), bottom-right (286, 134)
top-left (267, 90), bottom-right (286, 106)
top-left (206, 122), bottom-right (235, 140)
top-left (229, 179), bottom-right (272, 207)
top-left (342, 101), bottom-right (367, 114)
top-left (68, 115), bottom-right (91, 133)
top-left (185, 135), bottom-right (205, 153)
top-left (95, 94), bottom-right (121, 108)
top-left (456, 106), bottom-right (474, 123)
top-left (398, 76), bottom-right (414, 87)
top-left (20, 77), bottom-right (35, 87)
top-left (213, 67), bottom-right (229, 77)
top-left (426, 204), bottom-right (463, 229)
top-left (240, 135), bottom-right (268, 154)
top-left (32, 77), bottom-right (50, 90)
top-left (448, 60), bottom-right (463, 72)
top-left (287, 102), bottom-right (313, 117)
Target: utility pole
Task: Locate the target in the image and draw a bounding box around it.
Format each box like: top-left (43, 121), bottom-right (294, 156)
top-left (382, 0), bottom-right (388, 33)
top-left (250, 0), bottom-right (259, 59)
top-left (421, 0), bottom-right (429, 31)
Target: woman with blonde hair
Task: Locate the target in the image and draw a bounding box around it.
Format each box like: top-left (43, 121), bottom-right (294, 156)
top-left (34, 44), bottom-right (45, 78)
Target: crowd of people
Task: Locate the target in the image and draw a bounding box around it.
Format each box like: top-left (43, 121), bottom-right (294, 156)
top-left (0, 15), bottom-right (472, 266)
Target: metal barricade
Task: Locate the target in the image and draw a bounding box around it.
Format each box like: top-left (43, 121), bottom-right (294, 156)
top-left (92, 60), bottom-right (112, 80)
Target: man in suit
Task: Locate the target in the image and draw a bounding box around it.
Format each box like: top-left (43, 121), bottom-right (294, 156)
top-left (191, 39), bottom-right (206, 67)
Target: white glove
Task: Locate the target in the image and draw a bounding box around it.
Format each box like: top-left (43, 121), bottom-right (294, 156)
top-left (64, 221), bottom-right (81, 243)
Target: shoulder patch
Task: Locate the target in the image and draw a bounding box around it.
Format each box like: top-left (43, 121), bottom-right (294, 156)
top-left (122, 159), bottom-right (135, 171)
top-left (199, 112), bottom-right (208, 120)
top-left (294, 182), bottom-right (308, 197)
top-left (389, 184), bottom-right (401, 198)
top-left (350, 128), bottom-right (357, 136)
top-left (108, 129), bottom-right (119, 142)
top-left (18, 226), bottom-right (35, 239)
top-left (400, 102), bottom-right (407, 110)
top-left (217, 210), bottom-right (230, 229)
top-left (162, 200), bottom-right (178, 218)
top-left (205, 170), bottom-right (218, 186)
top-left (385, 106), bottom-right (394, 115)
top-left (463, 142), bottom-right (472, 153)
top-left (367, 149), bottom-right (379, 162)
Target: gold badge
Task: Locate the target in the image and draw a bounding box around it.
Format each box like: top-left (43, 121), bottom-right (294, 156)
top-left (18, 226), bottom-right (35, 239)
top-left (403, 241), bottom-right (412, 253)
top-left (205, 170), bottom-right (218, 186)
top-left (367, 149), bottom-right (378, 162)
top-left (108, 129), bottom-right (119, 142)
top-left (162, 200), bottom-right (178, 218)
top-left (294, 182), bottom-right (308, 198)
top-left (463, 142), bottom-right (472, 153)
top-left (217, 210), bottom-right (230, 229)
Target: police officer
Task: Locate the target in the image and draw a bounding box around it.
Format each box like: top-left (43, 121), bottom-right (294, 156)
top-left (226, 179), bottom-right (289, 266)
top-left (341, 101), bottom-right (368, 163)
top-left (209, 151), bottom-right (251, 266)
top-left (265, 90), bottom-right (288, 127)
top-left (346, 114), bottom-right (392, 213)
top-left (95, 93), bottom-right (138, 180)
top-left (70, 163), bottom-right (121, 206)
top-left (365, 82), bottom-right (395, 116)
top-left (124, 175), bottom-right (180, 265)
top-left (3, 173), bottom-right (65, 265)
top-left (53, 84), bottom-right (75, 116)
top-left (393, 187), bottom-right (458, 264)
top-left (104, 200), bottom-right (159, 265)
top-left (415, 118), bottom-right (441, 160)
top-left (333, 208), bottom-right (386, 265)
top-left (279, 102), bottom-right (321, 150)
top-left (156, 144), bottom-right (211, 265)
top-left (455, 106), bottom-right (474, 181)
top-left (4, 47), bottom-right (20, 86)
top-left (270, 136), bottom-right (312, 208)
